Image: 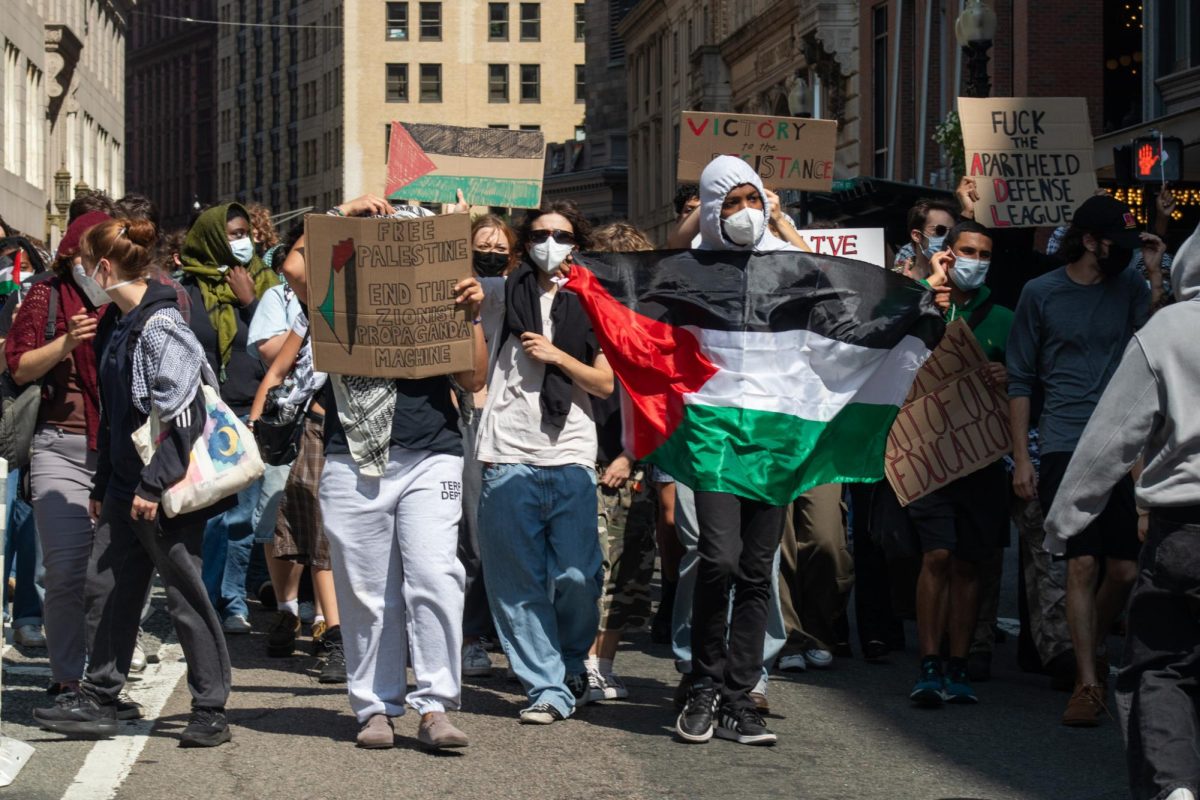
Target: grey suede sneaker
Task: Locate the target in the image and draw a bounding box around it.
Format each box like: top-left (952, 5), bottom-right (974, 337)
top-left (417, 711), bottom-right (468, 750)
top-left (356, 714), bottom-right (394, 749)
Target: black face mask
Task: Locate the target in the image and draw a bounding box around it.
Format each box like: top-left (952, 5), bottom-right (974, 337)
top-left (473, 250), bottom-right (509, 277)
top-left (1097, 243), bottom-right (1134, 278)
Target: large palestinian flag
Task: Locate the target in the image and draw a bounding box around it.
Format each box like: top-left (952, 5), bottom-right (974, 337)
top-left (567, 251), bottom-right (945, 506)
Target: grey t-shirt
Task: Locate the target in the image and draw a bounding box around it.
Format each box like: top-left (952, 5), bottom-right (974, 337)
top-left (1007, 265), bottom-right (1150, 454)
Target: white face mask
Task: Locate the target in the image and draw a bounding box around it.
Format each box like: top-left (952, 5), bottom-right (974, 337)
top-left (73, 262), bottom-right (112, 307)
top-left (528, 239), bottom-right (575, 274)
top-left (721, 207), bottom-right (766, 247)
top-left (923, 234), bottom-right (946, 259)
top-left (229, 237), bottom-right (255, 265)
top-left (950, 256), bottom-right (990, 291)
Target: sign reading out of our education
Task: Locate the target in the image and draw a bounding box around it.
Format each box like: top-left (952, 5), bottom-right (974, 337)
top-left (304, 213), bottom-right (474, 380)
top-left (884, 320), bottom-right (1012, 506)
top-left (959, 96), bottom-right (1099, 229)
top-left (678, 111), bottom-right (839, 191)
top-left (386, 121), bottom-right (546, 208)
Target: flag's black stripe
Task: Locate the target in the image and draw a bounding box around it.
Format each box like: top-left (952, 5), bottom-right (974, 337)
top-left (574, 251), bottom-right (945, 351)
top-left (402, 123), bottom-right (545, 159)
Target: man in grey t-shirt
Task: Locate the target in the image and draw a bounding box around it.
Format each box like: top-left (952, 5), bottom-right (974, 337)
top-left (1007, 194), bottom-right (1165, 728)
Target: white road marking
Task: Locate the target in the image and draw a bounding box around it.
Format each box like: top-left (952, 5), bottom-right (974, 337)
top-left (59, 644), bottom-right (187, 800)
top-left (2, 664), bottom-right (52, 677)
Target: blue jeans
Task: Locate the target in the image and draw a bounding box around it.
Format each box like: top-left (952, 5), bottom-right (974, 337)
top-left (202, 477), bottom-right (262, 620)
top-left (5, 471), bottom-right (43, 626)
top-left (477, 463), bottom-right (603, 718)
top-left (671, 482), bottom-right (786, 676)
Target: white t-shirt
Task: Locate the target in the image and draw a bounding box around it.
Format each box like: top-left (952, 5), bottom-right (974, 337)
top-left (475, 286), bottom-right (598, 467)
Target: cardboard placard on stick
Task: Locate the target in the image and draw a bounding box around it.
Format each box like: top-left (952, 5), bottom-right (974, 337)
top-left (386, 121), bottom-right (546, 208)
top-left (960, 97), bottom-right (1098, 229)
top-left (304, 214), bottom-right (474, 379)
top-left (678, 111), bottom-right (838, 191)
top-left (796, 227), bottom-right (886, 268)
top-left (884, 320), bottom-right (1012, 506)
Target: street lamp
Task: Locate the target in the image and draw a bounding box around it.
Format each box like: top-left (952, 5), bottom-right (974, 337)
top-left (956, 0), bottom-right (998, 98)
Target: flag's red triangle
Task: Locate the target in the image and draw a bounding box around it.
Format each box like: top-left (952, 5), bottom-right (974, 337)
top-left (386, 122), bottom-right (438, 196)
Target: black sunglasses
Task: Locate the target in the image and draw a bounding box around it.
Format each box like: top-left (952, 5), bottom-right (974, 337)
top-left (925, 224), bottom-right (950, 238)
top-left (529, 229), bottom-right (576, 245)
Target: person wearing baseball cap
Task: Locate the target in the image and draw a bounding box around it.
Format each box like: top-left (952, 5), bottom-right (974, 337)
top-left (1007, 193), bottom-right (1166, 728)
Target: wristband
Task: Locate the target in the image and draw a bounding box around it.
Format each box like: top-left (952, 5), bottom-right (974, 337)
top-left (472, 317), bottom-right (483, 326)
top-left (328, 207), bottom-right (345, 217)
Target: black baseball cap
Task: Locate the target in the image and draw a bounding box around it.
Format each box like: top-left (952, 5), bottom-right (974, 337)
top-left (1070, 195), bottom-right (1143, 249)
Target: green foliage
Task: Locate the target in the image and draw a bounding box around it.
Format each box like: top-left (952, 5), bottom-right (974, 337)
top-left (933, 111), bottom-right (966, 183)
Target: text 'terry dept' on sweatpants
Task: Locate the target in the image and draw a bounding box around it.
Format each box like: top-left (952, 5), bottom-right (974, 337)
top-left (320, 448), bottom-right (466, 723)
top-left (30, 426), bottom-right (98, 685)
top-left (477, 462), bottom-right (603, 719)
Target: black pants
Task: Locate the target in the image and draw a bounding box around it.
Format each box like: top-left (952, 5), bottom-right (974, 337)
top-left (82, 496), bottom-right (232, 710)
top-left (1119, 513), bottom-right (1200, 800)
top-left (691, 492), bottom-right (785, 709)
top-left (848, 483), bottom-right (906, 649)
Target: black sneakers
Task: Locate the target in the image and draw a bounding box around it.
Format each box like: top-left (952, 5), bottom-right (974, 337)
top-left (318, 625), bottom-right (347, 684)
top-left (715, 704), bottom-right (778, 746)
top-left (566, 671), bottom-right (591, 705)
top-left (180, 706), bottom-right (232, 748)
top-left (675, 679), bottom-right (720, 743)
top-left (266, 610), bottom-right (300, 658)
top-left (33, 691), bottom-right (118, 738)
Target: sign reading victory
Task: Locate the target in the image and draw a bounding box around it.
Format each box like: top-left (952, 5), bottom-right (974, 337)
top-left (304, 214), bottom-right (475, 379)
top-left (678, 111), bottom-right (838, 191)
top-left (959, 97), bottom-right (1098, 228)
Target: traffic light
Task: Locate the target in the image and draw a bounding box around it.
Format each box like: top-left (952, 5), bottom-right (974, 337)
top-left (1131, 136), bottom-right (1184, 183)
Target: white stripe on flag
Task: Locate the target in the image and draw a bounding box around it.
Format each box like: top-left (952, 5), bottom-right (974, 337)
top-left (683, 327), bottom-right (930, 422)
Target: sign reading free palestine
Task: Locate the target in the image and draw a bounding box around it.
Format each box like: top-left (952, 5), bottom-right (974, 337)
top-left (677, 111), bottom-right (839, 191)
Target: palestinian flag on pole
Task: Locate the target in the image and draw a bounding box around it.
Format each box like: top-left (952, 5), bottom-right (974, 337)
top-left (566, 251), bottom-right (945, 506)
top-left (0, 249), bottom-right (22, 297)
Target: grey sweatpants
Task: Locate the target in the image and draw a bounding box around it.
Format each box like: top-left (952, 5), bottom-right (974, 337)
top-left (30, 427), bottom-right (97, 684)
top-left (82, 497), bottom-right (231, 709)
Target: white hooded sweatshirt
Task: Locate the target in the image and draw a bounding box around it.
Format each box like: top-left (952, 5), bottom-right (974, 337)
top-left (696, 155), bottom-right (799, 253)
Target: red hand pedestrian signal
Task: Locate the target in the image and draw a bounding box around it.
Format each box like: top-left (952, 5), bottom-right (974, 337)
top-left (1137, 143), bottom-right (1160, 177)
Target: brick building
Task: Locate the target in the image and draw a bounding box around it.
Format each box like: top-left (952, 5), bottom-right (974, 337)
top-left (126, 0), bottom-right (218, 230)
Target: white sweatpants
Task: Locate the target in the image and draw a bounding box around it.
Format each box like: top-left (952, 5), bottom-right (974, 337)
top-left (320, 447), bottom-right (466, 722)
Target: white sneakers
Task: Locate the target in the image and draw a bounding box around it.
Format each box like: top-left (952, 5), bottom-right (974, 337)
top-left (462, 642), bottom-right (493, 677)
top-left (779, 649), bottom-right (834, 671)
top-left (129, 643), bottom-right (147, 673)
top-left (778, 654), bottom-right (807, 672)
top-left (1165, 789), bottom-right (1196, 800)
top-left (221, 614), bottom-right (252, 634)
top-left (13, 624), bottom-right (46, 647)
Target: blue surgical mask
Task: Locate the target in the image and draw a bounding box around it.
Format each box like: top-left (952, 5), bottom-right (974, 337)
top-left (229, 237), bottom-right (255, 265)
top-left (950, 256), bottom-right (990, 291)
top-left (923, 234), bottom-right (946, 259)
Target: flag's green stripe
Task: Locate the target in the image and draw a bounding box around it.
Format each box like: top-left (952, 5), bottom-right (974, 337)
top-left (387, 175), bottom-right (542, 208)
top-left (0, 280), bottom-right (18, 296)
top-left (647, 402), bottom-right (899, 506)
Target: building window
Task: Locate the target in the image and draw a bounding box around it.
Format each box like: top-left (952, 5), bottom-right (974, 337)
top-left (574, 64), bottom-right (585, 102)
top-left (575, 4), bottom-right (585, 41)
top-left (519, 124), bottom-right (541, 131)
top-left (385, 123), bottom-right (392, 161)
top-left (488, 124), bottom-right (509, 129)
top-left (519, 3), bottom-right (540, 41)
top-left (419, 2), bottom-right (441, 40)
top-left (386, 63), bottom-right (408, 102)
top-left (488, 2), bottom-right (509, 41)
top-left (872, 4), bottom-right (888, 177)
top-left (488, 64), bottom-right (509, 102)
top-left (575, 125), bottom-right (586, 141)
top-left (420, 63), bottom-right (442, 102)
top-left (386, 3), bottom-right (408, 40)
top-left (519, 63), bottom-right (540, 102)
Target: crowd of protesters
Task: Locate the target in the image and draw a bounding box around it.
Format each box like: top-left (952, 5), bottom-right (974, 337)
top-left (0, 159), bottom-right (1196, 800)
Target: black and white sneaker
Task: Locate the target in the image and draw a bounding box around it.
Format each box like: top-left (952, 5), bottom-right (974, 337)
top-left (179, 706), bottom-right (232, 748)
top-left (33, 691), bottom-right (118, 738)
top-left (675, 679), bottom-right (719, 743)
top-left (566, 671), bottom-right (592, 705)
top-left (318, 625), bottom-right (347, 684)
top-left (715, 704), bottom-right (778, 746)
top-left (519, 702), bottom-right (565, 725)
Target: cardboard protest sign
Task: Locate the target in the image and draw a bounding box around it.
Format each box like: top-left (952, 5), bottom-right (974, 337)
top-left (796, 228), bottom-right (886, 268)
top-left (885, 320), bottom-right (1012, 505)
top-left (678, 111), bottom-right (838, 191)
top-left (386, 121), bottom-right (546, 208)
top-left (959, 97), bottom-right (1098, 228)
top-left (304, 214), bottom-right (474, 379)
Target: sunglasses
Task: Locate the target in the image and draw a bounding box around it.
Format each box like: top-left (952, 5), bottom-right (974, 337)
top-left (925, 224), bottom-right (950, 238)
top-left (529, 229), bottom-right (576, 245)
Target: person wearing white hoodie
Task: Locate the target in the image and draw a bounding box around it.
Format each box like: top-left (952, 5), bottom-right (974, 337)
top-left (673, 156), bottom-right (797, 747)
top-left (1044, 221), bottom-right (1200, 800)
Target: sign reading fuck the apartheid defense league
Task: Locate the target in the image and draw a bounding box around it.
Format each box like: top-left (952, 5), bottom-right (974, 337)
top-left (884, 320), bottom-right (1012, 506)
top-left (678, 111), bottom-right (838, 191)
top-left (959, 97), bottom-right (1098, 228)
top-left (304, 214), bottom-right (474, 379)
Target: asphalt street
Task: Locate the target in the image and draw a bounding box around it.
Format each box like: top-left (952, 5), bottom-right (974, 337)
top-left (2, 581), bottom-right (1129, 800)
